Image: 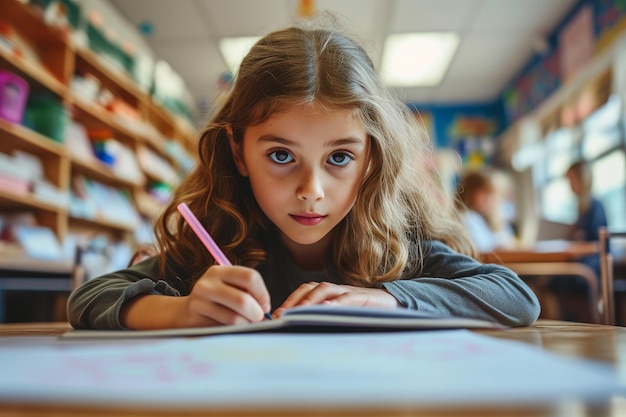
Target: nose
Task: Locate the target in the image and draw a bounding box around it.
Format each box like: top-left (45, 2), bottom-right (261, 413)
top-left (296, 168), bottom-right (325, 201)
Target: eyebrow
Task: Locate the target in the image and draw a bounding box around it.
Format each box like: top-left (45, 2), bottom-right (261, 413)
top-left (258, 135), bottom-right (365, 148)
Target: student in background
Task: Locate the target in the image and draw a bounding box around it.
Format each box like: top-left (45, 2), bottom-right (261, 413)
top-left (566, 160), bottom-right (608, 246)
top-left (455, 169), bottom-right (516, 252)
top-left (548, 160), bottom-right (608, 322)
top-left (67, 17), bottom-right (539, 330)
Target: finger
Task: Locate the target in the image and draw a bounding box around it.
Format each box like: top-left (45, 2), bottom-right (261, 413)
top-left (187, 295), bottom-right (252, 326)
top-left (323, 291), bottom-right (368, 307)
top-left (192, 266), bottom-right (269, 322)
top-left (326, 288), bottom-right (400, 309)
top-left (279, 281), bottom-right (320, 310)
top-left (279, 282), bottom-right (346, 311)
top-left (294, 282), bottom-right (346, 306)
top-left (274, 283), bottom-right (346, 318)
top-left (220, 266), bottom-right (272, 313)
top-left (207, 281), bottom-right (267, 322)
top-left (274, 290), bottom-right (364, 318)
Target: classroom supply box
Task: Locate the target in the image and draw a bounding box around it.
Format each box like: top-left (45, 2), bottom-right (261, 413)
top-left (0, 70), bottom-right (29, 123)
top-left (25, 93), bottom-right (67, 142)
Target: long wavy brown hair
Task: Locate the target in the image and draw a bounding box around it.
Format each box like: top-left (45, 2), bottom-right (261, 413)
top-left (154, 20), bottom-right (476, 288)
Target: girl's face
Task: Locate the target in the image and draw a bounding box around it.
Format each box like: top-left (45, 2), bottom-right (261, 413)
top-left (231, 102), bottom-right (370, 253)
top-left (471, 187), bottom-right (494, 216)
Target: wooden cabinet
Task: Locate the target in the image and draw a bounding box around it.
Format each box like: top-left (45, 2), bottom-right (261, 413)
top-left (0, 0), bottom-right (195, 252)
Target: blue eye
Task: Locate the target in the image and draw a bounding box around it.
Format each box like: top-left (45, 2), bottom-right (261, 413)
top-left (269, 150), bottom-right (294, 164)
top-left (328, 152), bottom-right (352, 166)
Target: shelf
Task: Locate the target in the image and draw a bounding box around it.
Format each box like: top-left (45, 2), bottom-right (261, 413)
top-left (0, 256), bottom-right (74, 275)
top-left (0, 118), bottom-right (70, 193)
top-left (134, 190), bottom-right (166, 220)
top-left (0, 189), bottom-right (66, 214)
top-left (146, 98), bottom-right (195, 147)
top-left (147, 99), bottom-right (197, 151)
top-left (68, 215), bottom-right (136, 234)
top-left (0, 0), bottom-right (204, 321)
top-left (142, 171), bottom-right (177, 188)
top-left (0, 189), bottom-right (67, 237)
top-left (0, 1), bottom-right (68, 45)
top-left (0, 118), bottom-right (66, 157)
top-left (1, 0), bottom-right (196, 249)
top-left (0, 0), bottom-right (71, 85)
top-left (0, 47), bottom-right (67, 98)
top-left (70, 96), bottom-right (140, 147)
top-left (74, 47), bottom-right (146, 108)
top-left (71, 156), bottom-right (145, 189)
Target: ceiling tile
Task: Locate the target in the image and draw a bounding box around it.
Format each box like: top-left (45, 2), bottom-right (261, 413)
top-left (444, 35), bottom-right (535, 94)
top-left (110, 0), bottom-right (210, 39)
top-left (107, 0), bottom-right (578, 106)
top-left (200, 0), bottom-right (292, 37)
top-left (389, 0), bottom-right (479, 33)
top-left (469, 0), bottom-right (576, 35)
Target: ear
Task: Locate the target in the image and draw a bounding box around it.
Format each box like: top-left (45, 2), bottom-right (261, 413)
top-left (226, 127), bottom-right (249, 177)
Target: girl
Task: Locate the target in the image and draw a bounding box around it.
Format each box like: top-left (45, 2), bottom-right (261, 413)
top-left (455, 169), bottom-right (515, 252)
top-left (67, 22), bottom-right (540, 330)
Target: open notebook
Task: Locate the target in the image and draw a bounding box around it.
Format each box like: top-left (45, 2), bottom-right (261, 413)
top-left (61, 305), bottom-right (506, 339)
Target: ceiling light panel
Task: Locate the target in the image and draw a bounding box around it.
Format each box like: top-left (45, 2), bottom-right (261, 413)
top-left (381, 32), bottom-right (459, 86)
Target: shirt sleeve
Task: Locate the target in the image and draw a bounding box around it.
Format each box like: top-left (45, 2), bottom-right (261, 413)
top-left (381, 240), bottom-right (541, 327)
top-left (66, 256), bottom-right (183, 330)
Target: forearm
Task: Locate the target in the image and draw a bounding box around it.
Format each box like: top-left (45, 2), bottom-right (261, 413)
top-left (120, 294), bottom-right (186, 330)
top-left (67, 256), bottom-right (183, 330)
top-left (386, 240), bottom-right (541, 327)
top-left (383, 272), bottom-right (540, 326)
top-left (67, 277), bottom-right (164, 330)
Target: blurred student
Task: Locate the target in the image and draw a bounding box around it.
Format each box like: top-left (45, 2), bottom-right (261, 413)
top-left (456, 169), bottom-right (515, 252)
top-left (566, 160), bottom-right (608, 245)
top-left (563, 159), bottom-right (607, 280)
top-left (549, 160), bottom-right (608, 322)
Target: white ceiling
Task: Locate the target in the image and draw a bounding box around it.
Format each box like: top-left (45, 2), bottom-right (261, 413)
top-left (109, 0), bottom-right (576, 110)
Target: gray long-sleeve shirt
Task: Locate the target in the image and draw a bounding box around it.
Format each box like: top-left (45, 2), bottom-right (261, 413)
top-left (67, 240), bottom-right (540, 329)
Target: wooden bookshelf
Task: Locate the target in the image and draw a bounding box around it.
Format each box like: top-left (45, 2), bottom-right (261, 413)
top-left (0, 0), bottom-right (195, 252)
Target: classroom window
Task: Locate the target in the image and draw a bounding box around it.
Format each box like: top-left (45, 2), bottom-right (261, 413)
top-left (541, 177), bottom-right (577, 224)
top-left (592, 149), bottom-right (626, 229)
top-left (537, 94), bottom-right (626, 229)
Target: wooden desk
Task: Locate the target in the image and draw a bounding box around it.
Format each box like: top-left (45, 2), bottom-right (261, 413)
top-left (480, 240), bottom-right (599, 264)
top-left (0, 320), bottom-right (624, 417)
top-left (481, 241), bottom-right (603, 323)
top-left (0, 257), bottom-right (76, 322)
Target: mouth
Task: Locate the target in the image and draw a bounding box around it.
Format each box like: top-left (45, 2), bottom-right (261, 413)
top-left (290, 213), bottom-right (327, 226)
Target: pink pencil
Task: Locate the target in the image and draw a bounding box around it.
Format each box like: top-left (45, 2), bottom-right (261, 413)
top-left (177, 202), bottom-right (272, 319)
top-left (177, 202), bottom-right (232, 266)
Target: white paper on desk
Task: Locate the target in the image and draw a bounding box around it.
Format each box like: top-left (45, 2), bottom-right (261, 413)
top-left (0, 330), bottom-right (622, 409)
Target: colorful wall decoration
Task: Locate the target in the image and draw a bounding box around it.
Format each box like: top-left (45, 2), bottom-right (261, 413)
top-left (406, 0), bottom-right (626, 171)
top-left (409, 102), bottom-right (504, 168)
top-left (502, 0), bottom-right (626, 127)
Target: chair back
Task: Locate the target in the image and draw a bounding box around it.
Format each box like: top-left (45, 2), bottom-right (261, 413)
top-left (599, 227), bottom-right (626, 325)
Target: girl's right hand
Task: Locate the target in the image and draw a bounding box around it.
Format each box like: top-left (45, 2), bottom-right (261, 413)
top-left (174, 265), bottom-right (271, 328)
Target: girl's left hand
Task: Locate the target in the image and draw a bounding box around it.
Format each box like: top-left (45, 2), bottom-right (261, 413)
top-left (274, 281), bottom-right (399, 318)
